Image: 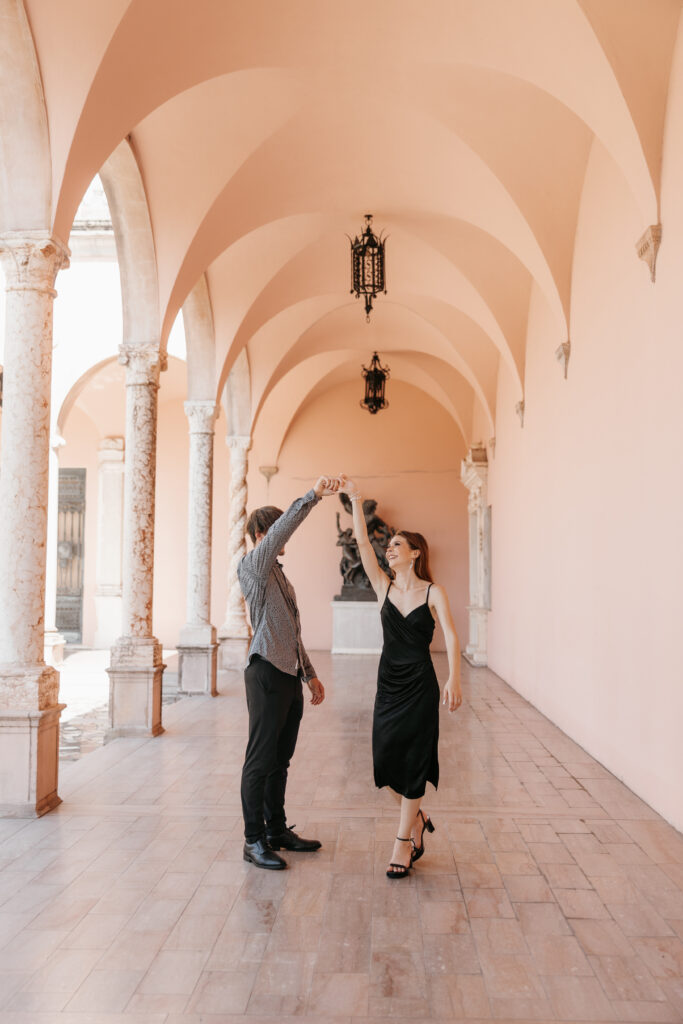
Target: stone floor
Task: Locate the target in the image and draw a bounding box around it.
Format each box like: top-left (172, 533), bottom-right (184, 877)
top-left (1, 653), bottom-right (683, 1023)
top-left (57, 649), bottom-right (182, 762)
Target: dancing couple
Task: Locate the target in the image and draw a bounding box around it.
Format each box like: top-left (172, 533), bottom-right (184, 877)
top-left (239, 475), bottom-right (462, 877)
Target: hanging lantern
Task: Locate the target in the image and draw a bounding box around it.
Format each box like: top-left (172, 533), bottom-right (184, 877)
top-left (349, 214), bottom-right (386, 322)
top-left (360, 351), bottom-right (390, 415)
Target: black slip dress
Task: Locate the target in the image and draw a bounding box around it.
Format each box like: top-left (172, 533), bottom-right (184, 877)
top-left (372, 582), bottom-right (440, 799)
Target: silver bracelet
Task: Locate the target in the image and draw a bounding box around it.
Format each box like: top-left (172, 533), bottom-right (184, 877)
top-left (349, 493), bottom-right (362, 502)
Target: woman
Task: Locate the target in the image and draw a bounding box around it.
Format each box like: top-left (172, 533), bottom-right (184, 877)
top-left (341, 477), bottom-right (463, 878)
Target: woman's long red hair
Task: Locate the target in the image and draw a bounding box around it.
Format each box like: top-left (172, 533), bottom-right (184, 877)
top-left (394, 530), bottom-right (433, 582)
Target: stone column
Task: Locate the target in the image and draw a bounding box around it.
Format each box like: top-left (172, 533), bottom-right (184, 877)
top-left (218, 435), bottom-right (252, 669)
top-left (93, 437), bottom-right (125, 649)
top-left (177, 401), bottom-right (219, 695)
top-left (0, 233), bottom-right (69, 816)
top-left (44, 433), bottom-right (66, 666)
top-left (460, 446), bottom-right (491, 667)
top-left (106, 345), bottom-right (165, 738)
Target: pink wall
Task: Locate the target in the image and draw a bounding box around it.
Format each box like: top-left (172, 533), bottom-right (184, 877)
top-left (249, 378), bottom-right (469, 655)
top-left (487, 46), bottom-right (683, 831)
top-left (60, 371), bottom-right (468, 669)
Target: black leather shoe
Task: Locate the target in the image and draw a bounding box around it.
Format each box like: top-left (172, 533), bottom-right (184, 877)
top-left (266, 826), bottom-right (321, 852)
top-left (243, 838), bottom-right (287, 870)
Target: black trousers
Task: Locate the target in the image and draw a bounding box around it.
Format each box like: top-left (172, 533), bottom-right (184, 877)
top-left (241, 656), bottom-right (304, 842)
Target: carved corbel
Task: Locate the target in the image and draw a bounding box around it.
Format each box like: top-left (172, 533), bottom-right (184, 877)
top-left (636, 224), bottom-right (662, 283)
top-left (555, 339), bottom-right (571, 379)
top-left (515, 400), bottom-right (525, 427)
top-left (259, 466), bottom-right (278, 484)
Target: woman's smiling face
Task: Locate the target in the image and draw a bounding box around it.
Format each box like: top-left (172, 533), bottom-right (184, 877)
top-left (386, 533), bottom-right (416, 571)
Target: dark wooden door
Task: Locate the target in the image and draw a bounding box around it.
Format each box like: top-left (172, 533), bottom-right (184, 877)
top-left (56, 468), bottom-right (86, 643)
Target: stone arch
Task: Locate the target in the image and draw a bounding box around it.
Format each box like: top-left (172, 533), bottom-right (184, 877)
top-left (222, 348), bottom-right (251, 438)
top-left (56, 355), bottom-right (118, 436)
top-left (182, 272), bottom-right (215, 401)
top-left (99, 138), bottom-right (160, 350)
top-left (0, 0), bottom-right (51, 232)
top-left (252, 350), bottom-right (472, 467)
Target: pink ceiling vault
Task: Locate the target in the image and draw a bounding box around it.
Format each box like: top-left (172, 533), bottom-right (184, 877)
top-left (5, 0), bottom-right (680, 445)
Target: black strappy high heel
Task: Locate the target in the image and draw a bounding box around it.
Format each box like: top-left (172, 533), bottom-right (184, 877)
top-left (386, 837), bottom-right (413, 879)
top-left (411, 809), bottom-right (435, 863)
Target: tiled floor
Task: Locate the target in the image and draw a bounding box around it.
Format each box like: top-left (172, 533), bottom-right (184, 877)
top-left (57, 650), bottom-right (181, 762)
top-left (1, 653), bottom-right (683, 1023)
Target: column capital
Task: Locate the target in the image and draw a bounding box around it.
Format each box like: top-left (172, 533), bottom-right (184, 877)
top-left (460, 447), bottom-right (488, 512)
top-left (97, 436), bottom-right (125, 465)
top-left (226, 434), bottom-right (251, 452)
top-left (184, 400), bottom-right (219, 434)
top-left (0, 233), bottom-right (70, 295)
top-left (50, 433), bottom-right (66, 454)
top-left (118, 344), bottom-right (167, 385)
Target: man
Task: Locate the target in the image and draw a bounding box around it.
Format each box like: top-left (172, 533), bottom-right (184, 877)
top-left (238, 475), bottom-right (340, 869)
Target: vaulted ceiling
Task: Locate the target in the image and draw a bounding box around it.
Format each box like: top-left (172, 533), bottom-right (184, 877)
top-left (5, 0), bottom-right (681, 445)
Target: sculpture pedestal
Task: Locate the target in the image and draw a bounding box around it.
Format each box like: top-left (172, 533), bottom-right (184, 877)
top-left (331, 600), bottom-right (382, 654)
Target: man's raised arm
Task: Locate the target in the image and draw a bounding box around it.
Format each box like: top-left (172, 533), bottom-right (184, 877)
top-left (242, 476), bottom-right (340, 580)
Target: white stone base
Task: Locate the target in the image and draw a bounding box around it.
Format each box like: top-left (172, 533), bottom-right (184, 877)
top-left (43, 630), bottom-right (65, 666)
top-left (177, 644), bottom-right (218, 696)
top-left (93, 593), bottom-right (123, 649)
top-left (218, 636), bottom-right (250, 671)
top-left (464, 605), bottom-right (488, 667)
top-left (106, 637), bottom-right (165, 739)
top-left (0, 704), bottom-right (65, 816)
top-left (331, 600), bottom-right (382, 654)
top-left (463, 650), bottom-right (487, 667)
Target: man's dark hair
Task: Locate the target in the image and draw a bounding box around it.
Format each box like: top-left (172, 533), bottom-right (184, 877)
top-left (246, 505), bottom-right (284, 543)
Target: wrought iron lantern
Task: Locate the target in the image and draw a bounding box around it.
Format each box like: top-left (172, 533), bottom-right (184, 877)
top-left (349, 214), bottom-right (386, 322)
top-left (360, 351), bottom-right (390, 415)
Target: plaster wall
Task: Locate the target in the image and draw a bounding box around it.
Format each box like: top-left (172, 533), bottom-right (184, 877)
top-left (249, 379), bottom-right (469, 656)
top-left (487, 118), bottom-right (683, 828)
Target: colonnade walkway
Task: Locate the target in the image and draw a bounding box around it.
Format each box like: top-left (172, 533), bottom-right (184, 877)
top-left (1, 654), bottom-right (683, 1023)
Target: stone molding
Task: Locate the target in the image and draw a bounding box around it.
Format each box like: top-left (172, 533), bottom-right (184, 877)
top-left (184, 400), bottom-right (219, 434)
top-left (0, 664), bottom-right (59, 711)
top-left (0, 233), bottom-right (70, 296)
top-left (461, 449), bottom-right (488, 516)
top-left (118, 343), bottom-right (167, 386)
top-left (636, 223), bottom-right (662, 283)
top-left (110, 635), bottom-right (163, 668)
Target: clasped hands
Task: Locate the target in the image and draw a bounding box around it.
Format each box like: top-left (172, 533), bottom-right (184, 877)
top-left (313, 475), bottom-right (344, 497)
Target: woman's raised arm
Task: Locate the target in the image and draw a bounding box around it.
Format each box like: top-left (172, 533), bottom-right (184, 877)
top-left (340, 477), bottom-right (390, 599)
